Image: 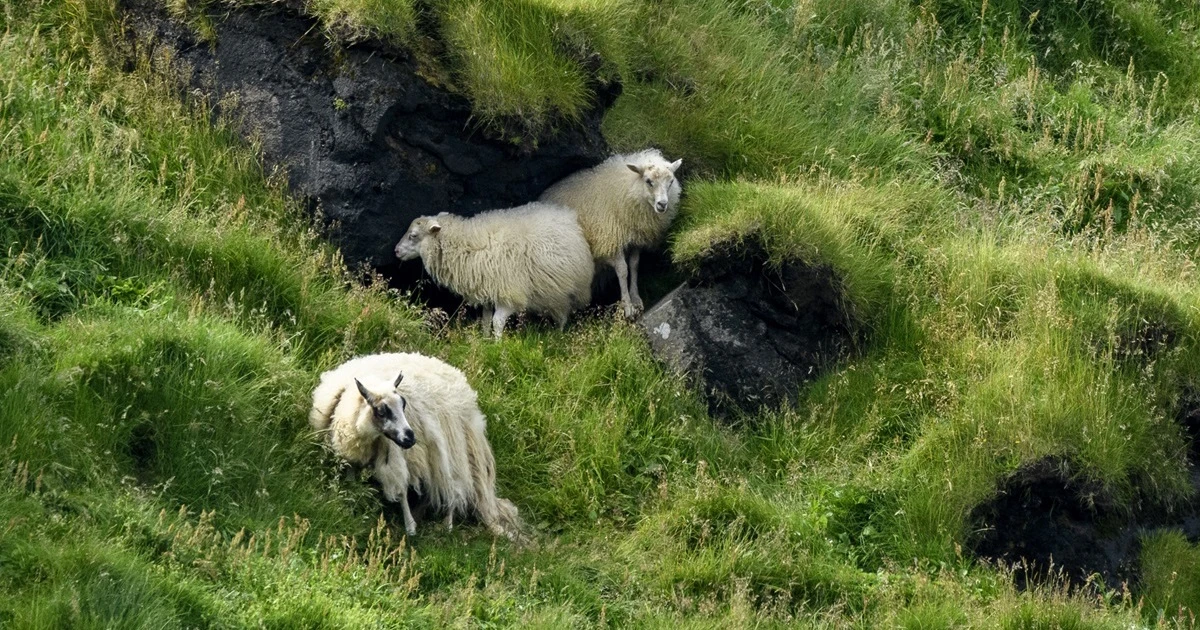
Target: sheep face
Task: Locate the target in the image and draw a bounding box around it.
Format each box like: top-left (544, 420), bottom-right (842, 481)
top-left (354, 375), bottom-right (416, 449)
top-left (394, 217), bottom-right (442, 261)
top-left (627, 158), bottom-right (682, 214)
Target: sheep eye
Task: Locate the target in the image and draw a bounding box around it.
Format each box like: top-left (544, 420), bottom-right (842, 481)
top-left (400, 397), bottom-right (407, 410)
top-left (645, 179), bottom-right (653, 187)
top-left (375, 405), bottom-right (391, 419)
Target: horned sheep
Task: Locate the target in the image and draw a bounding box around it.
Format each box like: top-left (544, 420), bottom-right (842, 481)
top-left (394, 202), bottom-right (594, 337)
top-left (540, 149), bottom-right (682, 319)
top-left (309, 352), bottom-right (522, 540)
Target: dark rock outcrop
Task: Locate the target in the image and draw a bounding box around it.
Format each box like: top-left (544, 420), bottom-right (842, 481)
top-left (123, 0), bottom-right (613, 270)
top-left (639, 237), bottom-right (855, 416)
top-left (968, 360), bottom-right (1200, 592)
top-left (970, 456), bottom-right (1200, 590)
top-left (970, 458), bottom-right (1143, 589)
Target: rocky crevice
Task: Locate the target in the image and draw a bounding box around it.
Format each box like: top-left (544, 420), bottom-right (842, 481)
top-left (122, 0), bottom-right (614, 271)
top-left (970, 437), bottom-right (1200, 590)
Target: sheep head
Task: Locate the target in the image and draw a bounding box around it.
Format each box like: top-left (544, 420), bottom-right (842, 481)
top-left (394, 216), bottom-right (443, 261)
top-left (354, 375), bottom-right (415, 449)
top-left (627, 158), bottom-right (682, 214)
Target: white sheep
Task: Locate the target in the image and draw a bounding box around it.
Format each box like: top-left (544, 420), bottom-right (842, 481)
top-left (309, 352), bottom-right (523, 541)
top-left (540, 149), bottom-right (682, 319)
top-left (394, 202), bottom-right (594, 337)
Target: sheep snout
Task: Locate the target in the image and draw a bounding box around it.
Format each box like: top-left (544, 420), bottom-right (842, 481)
top-left (394, 240), bottom-right (419, 261)
top-left (385, 426), bottom-right (416, 449)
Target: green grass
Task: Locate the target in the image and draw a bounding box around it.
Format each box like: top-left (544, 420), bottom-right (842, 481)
top-left (1141, 531), bottom-right (1200, 623)
top-left (307, 0), bottom-right (417, 45)
top-left (5, 0), bottom-right (1200, 626)
top-left (436, 0), bottom-right (599, 134)
top-left (670, 179), bottom-right (933, 326)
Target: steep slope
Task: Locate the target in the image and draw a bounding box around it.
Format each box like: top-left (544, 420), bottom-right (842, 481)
top-left (3, 0), bottom-right (1200, 626)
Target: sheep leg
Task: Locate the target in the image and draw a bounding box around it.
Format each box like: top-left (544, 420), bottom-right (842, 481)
top-left (445, 510), bottom-right (454, 531)
top-left (481, 306), bottom-right (494, 336)
top-left (373, 443), bottom-right (417, 536)
top-left (553, 307), bottom-right (570, 331)
top-left (608, 253), bottom-right (636, 320)
top-left (491, 305), bottom-right (514, 337)
top-left (400, 495), bottom-right (417, 537)
top-left (628, 248), bottom-right (645, 315)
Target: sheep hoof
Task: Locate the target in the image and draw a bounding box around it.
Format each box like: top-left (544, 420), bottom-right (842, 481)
top-left (622, 304), bottom-right (639, 320)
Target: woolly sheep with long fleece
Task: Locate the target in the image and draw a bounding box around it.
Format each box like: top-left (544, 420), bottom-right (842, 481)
top-left (309, 352), bottom-right (522, 540)
top-left (394, 202), bottom-right (593, 337)
top-left (540, 149), bottom-right (682, 319)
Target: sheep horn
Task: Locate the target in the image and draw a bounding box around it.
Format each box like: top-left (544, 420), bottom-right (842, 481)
top-left (354, 378), bottom-right (376, 404)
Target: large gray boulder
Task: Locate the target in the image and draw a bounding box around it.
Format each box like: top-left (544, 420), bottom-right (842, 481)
top-left (640, 239), bottom-right (854, 416)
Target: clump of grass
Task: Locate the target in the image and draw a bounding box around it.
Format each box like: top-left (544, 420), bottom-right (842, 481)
top-left (45, 311), bottom-right (378, 530)
top-left (436, 0), bottom-right (594, 134)
top-left (1140, 531), bottom-right (1200, 623)
top-left (307, 0), bottom-right (417, 45)
top-left (922, 0), bottom-right (1200, 107)
top-left (790, 0), bottom-right (912, 46)
top-left (603, 0), bottom-right (931, 179)
top-left (622, 469), bottom-right (878, 618)
top-left (441, 319), bottom-right (714, 524)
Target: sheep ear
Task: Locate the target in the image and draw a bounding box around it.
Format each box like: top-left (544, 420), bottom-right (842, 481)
top-left (429, 221), bottom-right (442, 234)
top-left (626, 163), bottom-right (645, 176)
top-left (355, 378), bottom-right (376, 404)
top-left (393, 372), bottom-right (404, 389)
top-left (668, 158), bottom-right (682, 173)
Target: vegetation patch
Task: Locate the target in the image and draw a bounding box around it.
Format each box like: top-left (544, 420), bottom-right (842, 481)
top-left (1140, 530), bottom-right (1200, 621)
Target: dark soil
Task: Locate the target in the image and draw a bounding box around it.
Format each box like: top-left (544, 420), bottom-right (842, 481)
top-left (640, 236), bottom-right (855, 416)
top-left (970, 458), bottom-right (1141, 589)
top-left (1179, 387), bottom-right (1200, 463)
top-left (970, 454), bottom-right (1200, 590)
top-left (970, 357), bottom-right (1200, 592)
top-left (127, 421), bottom-right (158, 481)
top-left (1113, 317), bottom-right (1179, 363)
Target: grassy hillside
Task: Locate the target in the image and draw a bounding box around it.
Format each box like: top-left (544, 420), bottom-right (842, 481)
top-left (4, 0), bottom-right (1200, 627)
